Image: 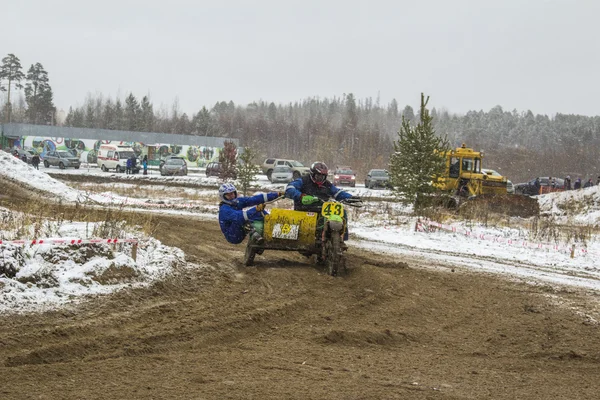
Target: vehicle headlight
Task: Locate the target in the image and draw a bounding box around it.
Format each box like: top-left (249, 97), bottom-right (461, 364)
top-left (334, 175), bottom-right (339, 179)
top-left (351, 176), bottom-right (355, 180)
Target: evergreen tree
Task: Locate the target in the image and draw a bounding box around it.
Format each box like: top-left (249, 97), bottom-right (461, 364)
top-left (402, 105), bottom-right (415, 122)
top-left (103, 98), bottom-right (115, 129)
top-left (0, 54), bottom-right (26, 122)
top-left (24, 62), bottom-right (55, 124)
top-left (64, 106), bottom-right (74, 126)
top-left (193, 106), bottom-right (219, 136)
top-left (237, 146), bottom-right (261, 195)
top-left (140, 96), bottom-right (154, 132)
top-left (124, 93), bottom-right (141, 131)
top-left (389, 93), bottom-right (450, 209)
top-left (112, 98), bottom-right (124, 130)
top-left (84, 102), bottom-right (96, 128)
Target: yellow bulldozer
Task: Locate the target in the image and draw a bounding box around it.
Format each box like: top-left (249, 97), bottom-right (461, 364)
top-left (437, 143), bottom-right (507, 197)
top-left (435, 144), bottom-right (538, 217)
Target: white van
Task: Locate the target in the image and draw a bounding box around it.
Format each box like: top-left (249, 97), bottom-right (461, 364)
top-left (97, 144), bottom-right (136, 172)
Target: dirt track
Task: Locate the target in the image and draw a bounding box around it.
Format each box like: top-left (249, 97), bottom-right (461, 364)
top-left (1, 180), bottom-right (600, 399)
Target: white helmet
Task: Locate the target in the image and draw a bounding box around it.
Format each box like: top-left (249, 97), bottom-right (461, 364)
top-left (219, 182), bottom-right (238, 205)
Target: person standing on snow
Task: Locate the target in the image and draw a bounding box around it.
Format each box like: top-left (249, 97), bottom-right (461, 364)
top-left (583, 178), bottom-right (594, 188)
top-left (574, 178), bottom-right (582, 190)
top-left (31, 154), bottom-right (40, 170)
top-left (142, 155), bottom-right (148, 175)
top-left (564, 175), bottom-right (572, 190)
top-left (218, 183), bottom-right (283, 244)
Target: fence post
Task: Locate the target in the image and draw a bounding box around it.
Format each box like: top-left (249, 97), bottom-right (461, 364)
top-left (132, 242), bottom-right (138, 261)
top-left (570, 244), bottom-right (575, 259)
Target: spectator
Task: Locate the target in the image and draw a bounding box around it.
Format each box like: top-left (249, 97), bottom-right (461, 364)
top-left (574, 178), bottom-right (582, 190)
top-left (13, 150), bottom-right (19, 158)
top-left (31, 154), bottom-right (40, 170)
top-left (130, 155), bottom-right (138, 174)
top-left (21, 153), bottom-right (28, 164)
top-left (583, 178), bottom-right (594, 189)
top-left (126, 157), bottom-right (132, 174)
top-left (142, 155), bottom-right (148, 175)
top-left (564, 175), bottom-right (572, 190)
top-left (534, 177), bottom-right (541, 194)
top-left (550, 177), bottom-right (556, 189)
top-left (597, 176), bottom-right (600, 186)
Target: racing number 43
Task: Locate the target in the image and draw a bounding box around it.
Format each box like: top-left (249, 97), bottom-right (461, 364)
top-left (321, 202), bottom-right (344, 218)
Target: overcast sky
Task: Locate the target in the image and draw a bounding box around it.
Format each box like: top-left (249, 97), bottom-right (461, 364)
top-left (2, 0), bottom-right (600, 116)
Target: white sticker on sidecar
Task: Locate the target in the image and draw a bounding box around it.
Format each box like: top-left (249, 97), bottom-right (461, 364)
top-left (272, 223), bottom-right (299, 240)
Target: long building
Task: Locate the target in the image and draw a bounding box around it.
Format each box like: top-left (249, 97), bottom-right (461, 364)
top-left (0, 123), bottom-right (239, 167)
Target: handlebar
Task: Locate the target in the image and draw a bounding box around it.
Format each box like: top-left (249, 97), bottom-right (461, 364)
top-left (313, 197), bottom-right (363, 208)
top-left (341, 198), bottom-right (363, 208)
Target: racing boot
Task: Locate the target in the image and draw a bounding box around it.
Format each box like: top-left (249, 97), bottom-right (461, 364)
top-left (250, 230), bottom-right (265, 245)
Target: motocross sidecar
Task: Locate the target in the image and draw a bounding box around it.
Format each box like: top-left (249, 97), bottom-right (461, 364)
top-left (243, 202), bottom-right (348, 276)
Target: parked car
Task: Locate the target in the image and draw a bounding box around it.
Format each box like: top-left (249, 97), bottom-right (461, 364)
top-left (270, 165), bottom-right (294, 183)
top-left (262, 158), bottom-right (310, 182)
top-left (160, 157), bottom-right (188, 176)
top-left (206, 162), bottom-right (222, 177)
top-left (13, 148), bottom-right (36, 164)
top-left (506, 180), bottom-right (515, 194)
top-left (514, 177), bottom-right (565, 196)
top-left (43, 150), bottom-right (81, 169)
top-left (205, 161), bottom-right (238, 179)
top-left (365, 169), bottom-right (391, 189)
top-left (333, 166), bottom-right (356, 187)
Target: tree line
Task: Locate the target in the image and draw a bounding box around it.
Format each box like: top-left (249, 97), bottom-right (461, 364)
top-left (2, 51), bottom-right (600, 182)
top-left (0, 53), bottom-right (55, 125)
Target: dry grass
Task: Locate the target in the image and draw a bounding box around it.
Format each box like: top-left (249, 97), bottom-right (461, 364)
top-left (71, 182), bottom-right (216, 202)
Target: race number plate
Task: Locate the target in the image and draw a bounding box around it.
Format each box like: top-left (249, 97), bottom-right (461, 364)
top-left (272, 223), bottom-right (300, 240)
top-left (321, 201), bottom-right (345, 218)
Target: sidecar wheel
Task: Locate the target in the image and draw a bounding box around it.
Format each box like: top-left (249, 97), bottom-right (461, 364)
top-left (244, 244), bottom-right (257, 266)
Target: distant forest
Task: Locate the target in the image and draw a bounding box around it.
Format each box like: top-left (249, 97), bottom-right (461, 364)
top-left (4, 91), bottom-right (600, 182)
top-left (2, 52), bottom-right (598, 182)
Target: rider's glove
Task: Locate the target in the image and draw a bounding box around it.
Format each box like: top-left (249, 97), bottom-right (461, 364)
top-left (256, 203), bottom-right (266, 212)
top-left (301, 194), bottom-right (319, 205)
top-left (277, 191), bottom-right (285, 197)
top-left (345, 195), bottom-right (363, 204)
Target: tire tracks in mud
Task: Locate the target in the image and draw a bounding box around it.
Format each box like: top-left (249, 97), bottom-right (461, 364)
top-left (3, 180), bottom-right (600, 399)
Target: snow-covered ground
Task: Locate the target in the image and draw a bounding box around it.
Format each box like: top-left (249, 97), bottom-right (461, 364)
top-left (2, 150), bottom-right (600, 314)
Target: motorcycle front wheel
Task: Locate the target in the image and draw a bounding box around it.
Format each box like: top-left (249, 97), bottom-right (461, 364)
top-left (325, 233), bottom-right (342, 276)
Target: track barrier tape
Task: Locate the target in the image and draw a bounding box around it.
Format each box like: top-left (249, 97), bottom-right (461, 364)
top-left (0, 238), bottom-right (138, 246)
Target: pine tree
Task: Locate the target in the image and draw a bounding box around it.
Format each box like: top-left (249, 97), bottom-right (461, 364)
top-left (0, 54), bottom-right (26, 123)
top-left (237, 146), bottom-right (260, 195)
top-left (140, 96), bottom-right (154, 132)
top-left (24, 62), bottom-right (55, 124)
top-left (113, 98), bottom-right (124, 130)
top-left (389, 93), bottom-right (450, 209)
top-left (124, 93), bottom-right (141, 131)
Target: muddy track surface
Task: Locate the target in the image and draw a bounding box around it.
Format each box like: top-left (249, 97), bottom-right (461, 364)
top-left (1, 187), bottom-right (600, 399)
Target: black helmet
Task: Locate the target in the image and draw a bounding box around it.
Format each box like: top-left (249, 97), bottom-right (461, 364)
top-left (310, 162), bottom-right (328, 184)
